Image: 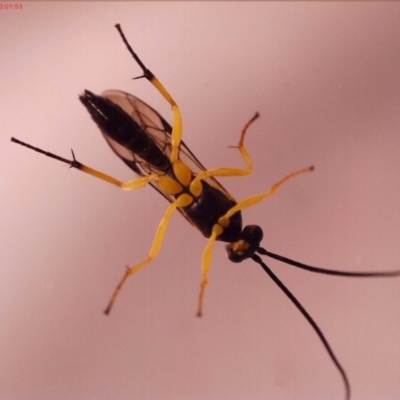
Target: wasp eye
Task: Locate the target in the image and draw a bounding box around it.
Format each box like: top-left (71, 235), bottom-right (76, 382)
top-left (225, 225), bottom-right (263, 263)
top-left (241, 225), bottom-right (263, 244)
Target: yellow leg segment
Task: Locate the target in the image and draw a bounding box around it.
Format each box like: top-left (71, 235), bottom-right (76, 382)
top-left (222, 165), bottom-right (314, 222)
top-left (195, 165), bottom-right (314, 316)
top-left (79, 164), bottom-right (159, 190)
top-left (197, 224), bottom-right (223, 317)
top-left (148, 76), bottom-right (183, 164)
top-left (190, 112), bottom-right (260, 197)
top-left (10, 137), bottom-right (160, 190)
top-left (115, 25), bottom-right (183, 164)
top-left (104, 193), bottom-right (193, 314)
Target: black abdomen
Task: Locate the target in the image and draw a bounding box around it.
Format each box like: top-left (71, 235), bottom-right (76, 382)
top-left (80, 90), bottom-right (171, 173)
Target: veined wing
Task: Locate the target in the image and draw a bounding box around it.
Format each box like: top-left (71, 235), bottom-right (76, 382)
top-left (101, 90), bottom-right (235, 203)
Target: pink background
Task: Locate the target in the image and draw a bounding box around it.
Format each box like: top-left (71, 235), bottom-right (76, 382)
top-left (2, 2), bottom-right (400, 400)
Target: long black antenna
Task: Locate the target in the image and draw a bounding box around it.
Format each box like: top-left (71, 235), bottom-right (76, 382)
top-left (257, 247), bottom-right (400, 277)
top-left (251, 254), bottom-right (350, 400)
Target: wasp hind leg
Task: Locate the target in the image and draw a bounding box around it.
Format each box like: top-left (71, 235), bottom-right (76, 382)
top-left (115, 25), bottom-right (262, 178)
top-left (115, 24), bottom-right (183, 164)
top-left (11, 137), bottom-right (160, 190)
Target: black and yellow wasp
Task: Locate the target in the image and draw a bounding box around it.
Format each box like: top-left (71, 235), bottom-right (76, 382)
top-left (11, 24), bottom-right (400, 400)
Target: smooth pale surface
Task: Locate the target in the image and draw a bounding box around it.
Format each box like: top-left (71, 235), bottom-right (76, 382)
top-left (2, 3), bottom-right (400, 400)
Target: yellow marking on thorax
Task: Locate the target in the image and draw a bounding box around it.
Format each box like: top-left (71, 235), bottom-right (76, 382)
top-left (173, 160), bottom-right (192, 186)
top-left (158, 175), bottom-right (183, 195)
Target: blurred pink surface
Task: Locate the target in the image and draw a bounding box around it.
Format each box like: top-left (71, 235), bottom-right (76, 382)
top-left (2, 3), bottom-right (400, 400)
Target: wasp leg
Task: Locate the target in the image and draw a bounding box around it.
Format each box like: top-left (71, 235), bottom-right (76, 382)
top-left (144, 74), bottom-right (182, 164)
top-left (196, 224), bottom-right (224, 317)
top-left (77, 163), bottom-right (159, 190)
top-left (104, 193), bottom-right (193, 315)
top-left (223, 165), bottom-right (314, 221)
top-left (196, 165), bottom-right (314, 316)
top-left (150, 77), bottom-right (182, 164)
top-left (190, 113), bottom-right (259, 196)
top-left (10, 137), bottom-right (160, 190)
top-left (115, 24), bottom-right (182, 164)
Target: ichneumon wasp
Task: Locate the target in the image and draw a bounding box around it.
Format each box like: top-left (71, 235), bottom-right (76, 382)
top-left (11, 24), bottom-right (400, 400)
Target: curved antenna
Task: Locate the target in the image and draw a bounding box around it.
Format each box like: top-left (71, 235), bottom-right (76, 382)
top-left (257, 247), bottom-right (400, 277)
top-left (251, 254), bottom-right (350, 400)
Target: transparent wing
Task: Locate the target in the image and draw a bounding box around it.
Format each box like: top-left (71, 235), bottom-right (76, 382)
top-left (101, 89), bottom-right (235, 202)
